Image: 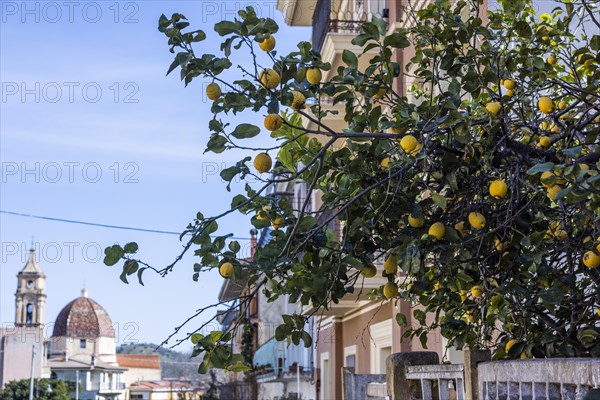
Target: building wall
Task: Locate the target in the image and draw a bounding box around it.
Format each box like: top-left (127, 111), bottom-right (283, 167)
top-left (121, 367), bottom-right (161, 386)
top-left (0, 327), bottom-right (46, 387)
top-left (258, 380), bottom-right (316, 400)
top-left (49, 336), bottom-right (117, 364)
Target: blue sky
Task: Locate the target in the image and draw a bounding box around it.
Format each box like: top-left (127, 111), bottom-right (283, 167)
top-left (1, 0), bottom-right (310, 350)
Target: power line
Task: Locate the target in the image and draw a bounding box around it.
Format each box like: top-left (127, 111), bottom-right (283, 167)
top-left (0, 210), bottom-right (252, 241)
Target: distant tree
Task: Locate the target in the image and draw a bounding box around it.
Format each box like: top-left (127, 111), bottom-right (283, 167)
top-left (0, 378), bottom-right (69, 400)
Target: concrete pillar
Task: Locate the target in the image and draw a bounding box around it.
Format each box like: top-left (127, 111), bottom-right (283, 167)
top-left (386, 351), bottom-right (439, 400)
top-left (464, 349), bottom-right (491, 400)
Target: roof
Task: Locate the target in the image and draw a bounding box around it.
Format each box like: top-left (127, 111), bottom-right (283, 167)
top-left (19, 249), bottom-right (44, 276)
top-left (52, 289), bottom-right (115, 338)
top-left (116, 354), bottom-right (161, 369)
top-left (218, 276), bottom-right (249, 302)
top-left (129, 380), bottom-right (193, 391)
top-left (47, 358), bottom-right (126, 371)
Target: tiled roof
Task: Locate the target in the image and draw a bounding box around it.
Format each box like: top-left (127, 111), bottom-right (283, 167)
top-left (52, 291), bottom-right (115, 338)
top-left (116, 354), bottom-right (161, 369)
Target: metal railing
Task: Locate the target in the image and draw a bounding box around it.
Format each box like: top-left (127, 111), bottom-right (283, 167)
top-left (406, 364), bottom-right (465, 400)
top-left (312, 0), bottom-right (390, 52)
top-left (96, 382), bottom-right (126, 392)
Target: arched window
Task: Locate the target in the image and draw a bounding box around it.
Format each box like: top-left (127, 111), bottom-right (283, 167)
top-left (26, 303), bottom-right (33, 324)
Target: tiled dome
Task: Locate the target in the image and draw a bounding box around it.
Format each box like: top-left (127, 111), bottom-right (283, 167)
top-left (52, 289), bottom-right (115, 338)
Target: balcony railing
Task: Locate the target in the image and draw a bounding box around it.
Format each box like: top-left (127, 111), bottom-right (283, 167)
top-left (96, 382), bottom-right (126, 392)
top-left (312, 0), bottom-right (390, 52)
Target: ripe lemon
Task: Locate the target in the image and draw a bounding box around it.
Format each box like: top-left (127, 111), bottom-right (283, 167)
top-left (489, 179), bottom-right (508, 198)
top-left (495, 239), bottom-right (508, 252)
top-left (505, 89), bottom-right (514, 97)
top-left (583, 251), bottom-right (600, 268)
top-left (547, 55), bottom-right (557, 65)
top-left (380, 157), bottom-right (391, 169)
top-left (519, 352), bottom-right (528, 360)
top-left (400, 135), bottom-right (419, 153)
top-left (373, 81), bottom-right (387, 99)
top-left (558, 100), bottom-right (567, 110)
top-left (486, 101), bottom-right (502, 116)
top-left (272, 216), bottom-right (284, 229)
top-left (547, 185), bottom-right (561, 201)
top-left (505, 339), bottom-right (518, 352)
top-left (254, 153), bottom-right (272, 174)
top-left (408, 215), bottom-right (424, 228)
top-left (538, 96), bottom-right (554, 114)
top-left (306, 67), bottom-right (322, 85)
top-left (259, 68), bottom-right (281, 89)
top-left (361, 264), bottom-right (377, 278)
top-left (206, 83), bottom-right (221, 100)
top-left (468, 212), bottom-right (486, 229)
top-left (459, 290), bottom-right (468, 302)
top-left (384, 255), bottom-right (398, 274)
top-left (540, 171), bottom-right (555, 188)
top-left (290, 91), bottom-right (306, 110)
top-left (455, 221), bottom-right (469, 236)
top-left (259, 36), bottom-right (276, 52)
top-left (466, 311), bottom-right (475, 323)
top-left (539, 136), bottom-right (551, 148)
top-left (503, 80), bottom-right (515, 90)
top-left (257, 205), bottom-right (271, 222)
top-left (383, 282), bottom-right (399, 299)
top-left (264, 113), bottom-right (283, 131)
top-left (471, 285), bottom-right (483, 298)
top-left (433, 282), bottom-right (442, 291)
top-left (428, 222), bottom-right (445, 240)
top-left (219, 262), bottom-right (234, 278)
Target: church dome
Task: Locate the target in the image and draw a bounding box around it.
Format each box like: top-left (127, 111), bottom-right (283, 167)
top-left (52, 289), bottom-right (115, 338)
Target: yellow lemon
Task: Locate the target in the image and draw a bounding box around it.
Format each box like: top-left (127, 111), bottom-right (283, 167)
top-left (486, 101), bottom-right (502, 116)
top-left (259, 68), bottom-right (281, 89)
top-left (428, 222), bottom-right (445, 240)
top-left (505, 89), bottom-right (514, 97)
top-left (259, 36), bottom-right (276, 52)
top-left (400, 135), bottom-right (419, 153)
top-left (272, 216), bottom-right (284, 229)
top-left (503, 79), bottom-right (515, 90)
top-left (383, 282), bottom-right (399, 299)
top-left (547, 185), bottom-right (561, 201)
top-left (460, 290), bottom-right (468, 302)
top-left (471, 285), bottom-right (483, 298)
top-left (408, 215), bottom-right (424, 228)
top-left (206, 83), bottom-right (222, 100)
top-left (547, 55), bottom-right (557, 65)
top-left (361, 264), bottom-right (377, 278)
top-left (380, 157), bottom-right (391, 169)
top-left (384, 255), bottom-right (398, 274)
top-left (558, 100), bottom-right (567, 110)
top-left (455, 221), bottom-right (469, 236)
top-left (264, 113), bottom-right (283, 131)
top-left (254, 153), bottom-right (272, 174)
top-left (538, 96), bottom-right (554, 114)
top-left (489, 179), bottom-right (508, 198)
top-left (539, 136), bottom-right (551, 148)
top-left (495, 239), bottom-right (508, 252)
top-left (466, 311), bottom-right (475, 323)
top-left (373, 81), bottom-right (387, 99)
top-left (291, 91), bottom-right (306, 110)
top-left (583, 251), bottom-right (600, 268)
top-left (306, 67), bottom-right (322, 85)
top-left (519, 352), bottom-right (528, 360)
top-left (219, 262), bottom-right (234, 278)
top-left (433, 282), bottom-right (442, 291)
top-left (540, 171), bottom-right (555, 188)
top-left (468, 212), bottom-right (486, 229)
top-left (506, 339), bottom-right (518, 352)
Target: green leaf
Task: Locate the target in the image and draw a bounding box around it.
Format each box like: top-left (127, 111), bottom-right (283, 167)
top-left (384, 33), bottom-right (410, 48)
top-left (231, 123), bottom-right (261, 139)
top-left (124, 242), bottom-right (138, 254)
top-left (591, 35), bottom-right (600, 51)
top-left (342, 50), bottom-right (358, 69)
top-left (526, 162), bottom-right (554, 175)
top-left (205, 134), bottom-right (228, 153)
top-left (214, 21), bottom-right (240, 36)
top-left (396, 312), bottom-right (408, 327)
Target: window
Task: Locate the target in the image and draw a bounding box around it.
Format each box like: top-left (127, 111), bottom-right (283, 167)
top-left (80, 339), bottom-right (86, 348)
top-left (344, 345), bottom-right (358, 370)
top-left (26, 303), bottom-right (33, 324)
top-left (130, 395), bottom-right (143, 399)
top-left (27, 280), bottom-right (34, 288)
top-left (369, 319), bottom-right (393, 374)
top-left (320, 352), bottom-right (330, 400)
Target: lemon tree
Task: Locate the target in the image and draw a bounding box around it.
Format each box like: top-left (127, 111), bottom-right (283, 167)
top-left (105, 1), bottom-right (600, 371)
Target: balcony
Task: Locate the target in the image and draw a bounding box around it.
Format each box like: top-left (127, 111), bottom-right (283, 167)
top-left (253, 337), bottom-right (314, 382)
top-left (313, 0), bottom-right (390, 53)
top-left (95, 382), bottom-right (126, 393)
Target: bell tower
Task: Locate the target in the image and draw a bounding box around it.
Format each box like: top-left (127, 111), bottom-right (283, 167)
top-left (15, 248), bottom-right (46, 326)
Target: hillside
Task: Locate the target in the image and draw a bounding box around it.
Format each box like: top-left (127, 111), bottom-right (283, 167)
top-left (117, 342), bottom-right (201, 380)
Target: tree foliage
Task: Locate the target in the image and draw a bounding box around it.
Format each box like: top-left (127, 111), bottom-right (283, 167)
top-left (0, 378), bottom-right (70, 400)
top-left (105, 0), bottom-right (600, 369)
